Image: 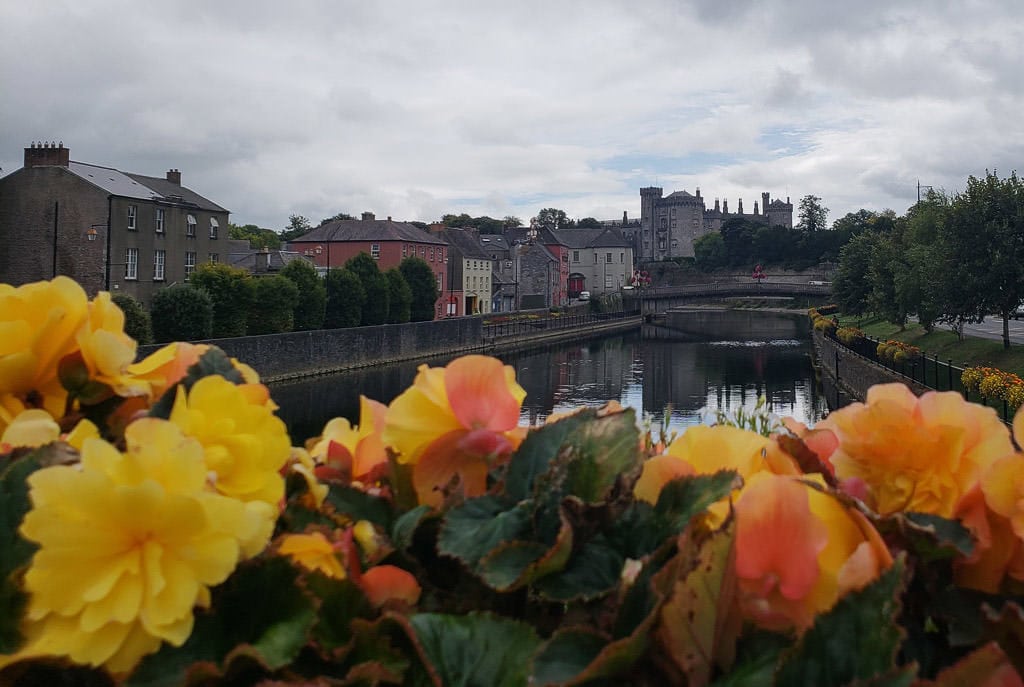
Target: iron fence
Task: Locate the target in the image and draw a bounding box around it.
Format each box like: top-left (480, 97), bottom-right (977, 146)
top-left (481, 309), bottom-right (639, 341)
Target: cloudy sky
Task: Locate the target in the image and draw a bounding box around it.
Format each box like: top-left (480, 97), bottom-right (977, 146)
top-left (3, 1), bottom-right (1023, 231)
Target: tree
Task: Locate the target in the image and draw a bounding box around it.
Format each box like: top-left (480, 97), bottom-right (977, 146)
top-left (112, 294), bottom-right (153, 345)
top-left (503, 216), bottom-right (522, 229)
top-left (280, 259), bottom-right (326, 331)
top-left (832, 232), bottom-right (877, 319)
top-left (189, 262), bottom-right (255, 337)
top-left (324, 268), bottom-right (365, 328)
top-left (535, 208), bottom-right (574, 231)
top-left (150, 285), bottom-right (214, 343)
top-left (344, 253), bottom-right (390, 326)
top-left (797, 195), bottom-right (829, 233)
top-left (229, 223), bottom-right (281, 250)
top-left (319, 212), bottom-right (355, 226)
top-left (399, 256), bottom-right (439, 322)
top-left (247, 276), bottom-right (300, 334)
top-left (577, 217), bottom-right (603, 229)
top-left (279, 214), bottom-right (312, 242)
top-left (385, 268), bottom-right (413, 324)
top-left (693, 232), bottom-right (727, 271)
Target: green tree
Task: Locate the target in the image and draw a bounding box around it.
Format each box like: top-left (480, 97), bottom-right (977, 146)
top-left (576, 217), bottom-right (603, 229)
top-left (832, 232), bottom-right (877, 319)
top-left (112, 294), bottom-right (153, 345)
top-left (442, 213), bottom-right (474, 228)
top-left (247, 276), bottom-right (300, 334)
top-left (324, 268), bottom-right (365, 328)
top-left (385, 268), bottom-right (413, 323)
top-left (279, 214), bottom-right (312, 242)
top-left (319, 212), bottom-right (355, 226)
top-left (797, 195), bottom-right (829, 233)
top-left (535, 208), bottom-right (574, 231)
top-left (229, 223), bottom-right (281, 250)
top-left (503, 216), bottom-right (522, 229)
top-left (345, 253), bottom-right (390, 326)
top-left (693, 232), bottom-right (727, 271)
top-left (150, 285), bottom-right (214, 343)
top-left (280, 259), bottom-right (326, 331)
top-left (399, 256), bottom-right (439, 322)
top-left (189, 262), bottom-right (255, 337)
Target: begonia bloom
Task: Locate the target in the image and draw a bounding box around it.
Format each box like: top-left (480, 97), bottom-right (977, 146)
top-left (279, 532), bottom-right (347, 580)
top-left (309, 396), bottom-right (389, 482)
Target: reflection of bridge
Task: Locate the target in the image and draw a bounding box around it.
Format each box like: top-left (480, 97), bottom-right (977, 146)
top-left (636, 282), bottom-right (831, 315)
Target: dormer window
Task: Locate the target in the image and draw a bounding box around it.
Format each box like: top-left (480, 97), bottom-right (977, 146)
top-left (209, 217), bottom-right (219, 239)
top-left (186, 214), bottom-right (197, 237)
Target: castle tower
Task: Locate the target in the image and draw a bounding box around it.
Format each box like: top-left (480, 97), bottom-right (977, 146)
top-left (762, 192), bottom-right (770, 212)
top-left (639, 187), bottom-right (663, 260)
top-left (754, 201), bottom-right (760, 215)
top-left (738, 198), bottom-right (744, 214)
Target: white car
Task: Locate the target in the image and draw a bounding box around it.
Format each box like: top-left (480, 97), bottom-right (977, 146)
top-left (578, 291), bottom-right (590, 302)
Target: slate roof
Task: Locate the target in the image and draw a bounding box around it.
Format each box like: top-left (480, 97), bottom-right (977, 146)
top-left (551, 227), bottom-right (630, 249)
top-left (436, 227), bottom-right (490, 258)
top-left (66, 162), bottom-right (228, 212)
top-left (295, 218), bottom-right (447, 245)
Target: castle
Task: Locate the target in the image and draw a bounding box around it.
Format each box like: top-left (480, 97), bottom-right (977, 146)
top-left (635, 187), bottom-right (793, 261)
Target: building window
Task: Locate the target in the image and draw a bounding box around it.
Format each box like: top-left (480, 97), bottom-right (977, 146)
top-left (370, 243), bottom-right (380, 259)
top-left (606, 252), bottom-right (612, 263)
top-left (186, 214), bottom-right (196, 237)
top-left (620, 252), bottom-right (624, 263)
top-left (209, 217), bottom-right (219, 239)
top-left (125, 248), bottom-right (138, 280)
top-left (185, 251), bottom-right (196, 279)
top-left (428, 247), bottom-right (434, 261)
top-left (154, 250), bottom-right (165, 281)
top-left (209, 253), bottom-right (219, 264)
top-left (572, 250), bottom-right (579, 262)
top-left (156, 208), bottom-right (165, 233)
top-left (420, 246), bottom-right (426, 257)
top-left (605, 274), bottom-right (613, 288)
top-left (436, 273), bottom-right (443, 290)
top-left (127, 205), bottom-right (137, 231)
top-left (402, 244), bottom-right (407, 257)
top-left (594, 254), bottom-right (598, 264)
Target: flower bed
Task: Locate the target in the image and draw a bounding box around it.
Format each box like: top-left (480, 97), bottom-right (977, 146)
top-left (3, 277), bottom-right (1024, 685)
top-left (963, 365), bottom-right (1024, 409)
top-left (876, 339), bottom-right (922, 364)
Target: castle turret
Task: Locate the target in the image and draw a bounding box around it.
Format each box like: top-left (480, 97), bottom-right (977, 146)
top-left (723, 199), bottom-right (729, 214)
top-left (639, 187), bottom-right (663, 260)
top-left (762, 192), bottom-right (770, 211)
top-left (738, 198), bottom-right (744, 214)
top-left (754, 201), bottom-right (760, 215)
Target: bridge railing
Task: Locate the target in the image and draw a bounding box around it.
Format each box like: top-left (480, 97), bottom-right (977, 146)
top-left (641, 282), bottom-right (832, 299)
top-left (481, 309), bottom-right (638, 341)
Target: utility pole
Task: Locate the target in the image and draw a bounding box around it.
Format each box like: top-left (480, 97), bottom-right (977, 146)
top-left (917, 180), bottom-right (933, 204)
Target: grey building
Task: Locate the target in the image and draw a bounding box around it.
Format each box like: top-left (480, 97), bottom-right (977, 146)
top-left (554, 227), bottom-right (634, 297)
top-left (0, 142), bottom-right (229, 304)
top-left (638, 187), bottom-right (793, 261)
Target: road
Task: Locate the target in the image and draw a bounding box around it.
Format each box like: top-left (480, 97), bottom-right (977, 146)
top-left (932, 316), bottom-right (1024, 346)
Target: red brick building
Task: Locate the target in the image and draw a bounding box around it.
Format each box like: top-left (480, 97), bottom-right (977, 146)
top-left (289, 212), bottom-right (451, 318)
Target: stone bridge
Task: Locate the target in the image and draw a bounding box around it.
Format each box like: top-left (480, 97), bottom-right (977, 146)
top-left (634, 281), bottom-right (832, 315)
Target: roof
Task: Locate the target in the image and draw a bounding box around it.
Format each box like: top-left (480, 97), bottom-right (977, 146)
top-left (229, 249), bottom-right (311, 273)
top-left (664, 190), bottom-right (694, 199)
top-left (65, 162), bottom-right (228, 212)
top-left (436, 228), bottom-right (490, 258)
top-left (294, 218), bottom-right (447, 245)
top-left (551, 227), bottom-right (631, 249)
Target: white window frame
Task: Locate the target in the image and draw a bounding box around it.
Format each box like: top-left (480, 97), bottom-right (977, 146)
top-left (125, 248), bottom-right (138, 280)
top-left (155, 208), bottom-right (165, 233)
top-left (209, 217), bottom-right (219, 239)
top-left (436, 273), bottom-right (443, 290)
top-left (370, 243), bottom-right (380, 259)
top-left (186, 214), bottom-right (197, 237)
top-left (572, 250), bottom-right (579, 262)
top-left (209, 253), bottom-right (219, 264)
top-left (154, 250), bottom-right (166, 281)
top-left (127, 205), bottom-right (137, 231)
top-left (185, 251), bottom-right (196, 279)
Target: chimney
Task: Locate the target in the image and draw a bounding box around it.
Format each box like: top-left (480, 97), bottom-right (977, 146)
top-left (714, 199), bottom-right (720, 212)
top-left (738, 198), bottom-right (744, 214)
top-left (361, 212), bottom-right (375, 221)
top-left (622, 210), bottom-right (628, 225)
top-left (754, 201), bottom-right (760, 215)
top-left (24, 141), bottom-right (70, 168)
top-left (387, 216), bottom-right (392, 221)
top-left (723, 199), bottom-right (729, 214)
top-left (166, 169), bottom-right (181, 185)
top-left (695, 187), bottom-right (701, 199)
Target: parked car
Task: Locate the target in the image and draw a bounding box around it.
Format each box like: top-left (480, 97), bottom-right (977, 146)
top-left (578, 291), bottom-right (590, 302)
top-left (1013, 302), bottom-right (1024, 319)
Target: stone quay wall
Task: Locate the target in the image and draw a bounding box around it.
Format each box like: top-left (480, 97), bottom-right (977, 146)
top-left (812, 329), bottom-right (929, 408)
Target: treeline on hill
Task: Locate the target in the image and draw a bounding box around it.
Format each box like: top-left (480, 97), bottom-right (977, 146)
top-left (116, 255), bottom-right (439, 345)
top-left (833, 171), bottom-right (1024, 349)
top-left (693, 198), bottom-right (890, 271)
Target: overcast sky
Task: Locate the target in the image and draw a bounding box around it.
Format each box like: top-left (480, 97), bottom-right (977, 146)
top-left (3, 1), bottom-right (1023, 231)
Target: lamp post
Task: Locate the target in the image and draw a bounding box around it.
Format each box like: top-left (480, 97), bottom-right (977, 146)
top-left (917, 180), bottom-right (934, 204)
top-left (85, 222), bottom-right (110, 291)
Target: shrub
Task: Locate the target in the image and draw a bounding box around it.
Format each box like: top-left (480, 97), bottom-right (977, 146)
top-left (817, 304), bottom-right (839, 316)
top-left (189, 262), bottom-right (254, 338)
top-left (280, 259), bottom-right (326, 331)
top-left (385, 268), bottom-right (412, 324)
top-left (324, 268), bottom-right (365, 328)
top-left (247, 276), bottom-right (300, 334)
top-left (399, 256), bottom-right (439, 322)
top-left (346, 253), bottom-right (390, 326)
top-left (964, 366), bottom-right (1024, 407)
top-left (149, 285), bottom-right (213, 343)
top-left (877, 340), bottom-right (920, 363)
top-left (112, 294), bottom-right (153, 345)
top-left (836, 326), bottom-right (864, 346)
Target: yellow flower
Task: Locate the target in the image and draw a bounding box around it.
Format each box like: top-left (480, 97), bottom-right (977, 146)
top-left (75, 292), bottom-right (145, 398)
top-left (817, 383), bottom-right (1013, 517)
top-left (168, 375), bottom-right (291, 506)
top-left (0, 277), bottom-right (90, 426)
top-left (15, 419), bottom-right (269, 673)
top-left (278, 532), bottom-right (346, 580)
top-left (309, 396), bottom-right (389, 482)
top-left (288, 446), bottom-right (328, 508)
top-left (0, 409), bottom-right (61, 451)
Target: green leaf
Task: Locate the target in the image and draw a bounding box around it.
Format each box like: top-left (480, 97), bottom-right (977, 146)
top-left (478, 508), bottom-right (574, 591)
top-left (531, 628), bottom-right (608, 686)
top-left (304, 573), bottom-right (374, 654)
top-left (326, 484), bottom-right (394, 529)
top-left (776, 555), bottom-right (908, 686)
top-left (711, 631), bottom-right (790, 687)
top-left (654, 471), bottom-right (741, 537)
top-left (392, 505), bottom-right (433, 552)
top-left (0, 453), bottom-right (43, 653)
top-left (127, 557), bottom-right (316, 686)
top-left (562, 409), bottom-right (640, 503)
top-left (437, 496), bottom-right (531, 570)
top-left (504, 410), bottom-right (591, 502)
top-left (875, 511), bottom-right (973, 562)
top-left (982, 601), bottom-right (1024, 679)
top-left (534, 538), bottom-right (624, 603)
top-left (405, 612), bottom-right (540, 687)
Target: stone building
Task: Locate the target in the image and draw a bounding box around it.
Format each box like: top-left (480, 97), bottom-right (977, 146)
top-left (637, 187), bottom-right (793, 261)
top-left (430, 225), bottom-right (493, 316)
top-left (554, 227), bottom-right (634, 298)
top-left (0, 142), bottom-right (230, 304)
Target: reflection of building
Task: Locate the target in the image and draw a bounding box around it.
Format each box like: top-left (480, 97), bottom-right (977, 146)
top-left (638, 187), bottom-right (794, 261)
top-left (0, 142), bottom-right (229, 304)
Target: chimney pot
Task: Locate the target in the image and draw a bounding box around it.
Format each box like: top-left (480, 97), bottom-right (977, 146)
top-left (166, 169), bottom-right (181, 185)
top-left (24, 141), bottom-right (70, 168)
top-left (362, 212), bottom-right (375, 221)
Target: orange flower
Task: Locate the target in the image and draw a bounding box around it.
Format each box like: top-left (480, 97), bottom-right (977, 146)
top-left (360, 565), bottom-right (422, 607)
top-left (126, 342), bottom-right (209, 401)
top-left (382, 355), bottom-right (526, 507)
top-left (309, 396), bottom-right (389, 483)
top-left (278, 532), bottom-right (346, 579)
top-left (634, 424), bottom-right (800, 509)
top-left (734, 472), bottom-right (892, 632)
top-left (817, 384), bottom-right (1013, 518)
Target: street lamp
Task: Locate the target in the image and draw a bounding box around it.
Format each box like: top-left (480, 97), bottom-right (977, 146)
top-left (917, 180), bottom-right (934, 204)
top-left (85, 223), bottom-right (110, 290)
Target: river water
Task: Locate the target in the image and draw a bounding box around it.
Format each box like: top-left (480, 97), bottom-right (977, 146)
top-left (270, 325), bottom-right (828, 445)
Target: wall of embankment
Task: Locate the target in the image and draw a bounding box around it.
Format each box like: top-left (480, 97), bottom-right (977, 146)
top-left (811, 329), bottom-right (929, 409)
top-left (137, 315), bottom-right (642, 382)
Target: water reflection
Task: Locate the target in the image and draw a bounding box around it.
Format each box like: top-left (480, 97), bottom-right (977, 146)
top-left (270, 327), bottom-right (827, 444)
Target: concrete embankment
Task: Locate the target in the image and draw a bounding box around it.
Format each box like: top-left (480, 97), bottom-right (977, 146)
top-left (662, 306), bottom-right (809, 341)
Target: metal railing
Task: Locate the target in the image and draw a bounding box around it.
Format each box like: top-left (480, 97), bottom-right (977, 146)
top-left (481, 309), bottom-right (639, 341)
